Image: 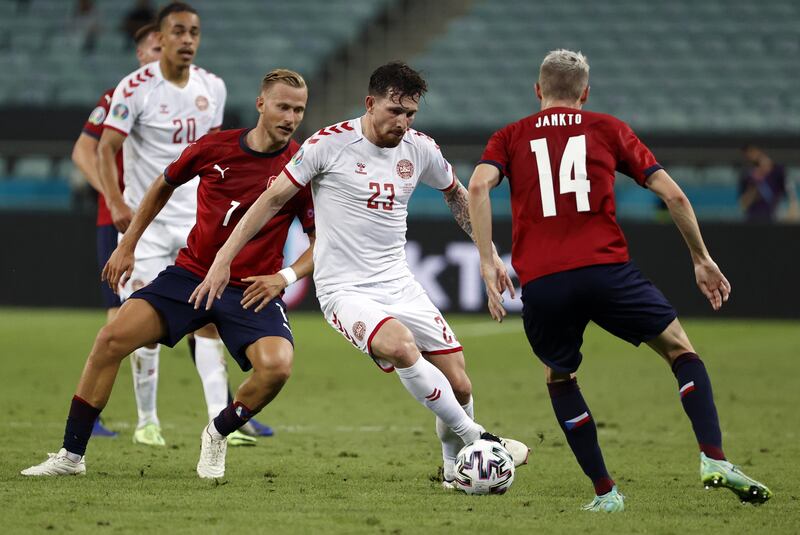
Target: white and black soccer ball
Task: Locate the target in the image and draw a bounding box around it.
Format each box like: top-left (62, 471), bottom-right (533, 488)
top-left (454, 439), bottom-right (515, 495)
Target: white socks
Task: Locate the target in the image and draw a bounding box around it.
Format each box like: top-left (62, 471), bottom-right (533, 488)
top-left (193, 335), bottom-right (229, 421)
top-left (395, 357), bottom-right (483, 444)
top-left (131, 345), bottom-right (160, 428)
top-left (438, 397), bottom-right (474, 481)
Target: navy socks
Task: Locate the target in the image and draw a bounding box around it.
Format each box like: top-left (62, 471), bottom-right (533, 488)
top-left (548, 378), bottom-right (614, 495)
top-left (63, 395), bottom-right (101, 456)
top-left (213, 401), bottom-right (253, 436)
top-left (672, 353), bottom-right (725, 460)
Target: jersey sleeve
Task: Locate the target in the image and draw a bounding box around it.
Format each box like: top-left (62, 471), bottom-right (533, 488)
top-left (615, 122), bottom-right (662, 186)
top-left (164, 140), bottom-right (207, 186)
top-left (81, 91), bottom-right (112, 139)
top-left (103, 77), bottom-right (139, 137)
top-left (418, 134), bottom-right (458, 192)
top-left (283, 137), bottom-right (329, 188)
top-left (211, 77), bottom-right (226, 129)
top-left (478, 127), bottom-right (510, 182)
top-left (293, 186), bottom-right (316, 234)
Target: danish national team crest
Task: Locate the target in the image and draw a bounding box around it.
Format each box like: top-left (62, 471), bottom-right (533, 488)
top-left (195, 95), bottom-right (209, 111)
top-left (397, 159), bottom-right (414, 179)
top-left (352, 321), bottom-right (367, 342)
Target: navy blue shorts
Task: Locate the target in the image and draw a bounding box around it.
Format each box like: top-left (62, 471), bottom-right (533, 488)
top-left (521, 261), bottom-right (677, 374)
top-left (130, 265), bottom-right (294, 371)
top-left (96, 224), bottom-right (121, 309)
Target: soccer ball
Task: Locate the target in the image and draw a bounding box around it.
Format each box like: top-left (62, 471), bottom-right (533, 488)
top-left (454, 439), bottom-right (515, 495)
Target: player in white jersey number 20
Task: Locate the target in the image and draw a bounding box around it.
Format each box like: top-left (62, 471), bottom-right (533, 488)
top-left (96, 2), bottom-right (260, 447)
top-left (191, 62), bottom-right (531, 487)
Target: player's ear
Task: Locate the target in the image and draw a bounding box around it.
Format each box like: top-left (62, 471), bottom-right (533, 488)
top-left (534, 83), bottom-right (543, 101)
top-left (256, 94), bottom-right (265, 113)
top-left (580, 85), bottom-right (590, 104)
top-left (365, 95), bottom-right (375, 114)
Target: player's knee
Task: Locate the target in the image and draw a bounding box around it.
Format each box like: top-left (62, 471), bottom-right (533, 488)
top-left (384, 332), bottom-right (419, 367)
top-left (253, 349), bottom-right (293, 386)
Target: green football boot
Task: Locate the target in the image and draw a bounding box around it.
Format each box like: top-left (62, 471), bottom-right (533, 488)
top-left (700, 453), bottom-right (773, 504)
top-left (132, 423), bottom-right (166, 446)
top-left (226, 429), bottom-right (257, 447)
top-left (582, 486), bottom-right (625, 513)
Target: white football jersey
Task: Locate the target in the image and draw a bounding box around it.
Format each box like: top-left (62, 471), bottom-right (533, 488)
top-left (285, 117), bottom-right (457, 296)
top-left (104, 61), bottom-right (226, 225)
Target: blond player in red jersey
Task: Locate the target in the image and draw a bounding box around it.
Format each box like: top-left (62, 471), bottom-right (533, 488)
top-left (469, 49), bottom-right (772, 511)
top-left (22, 70), bottom-right (312, 479)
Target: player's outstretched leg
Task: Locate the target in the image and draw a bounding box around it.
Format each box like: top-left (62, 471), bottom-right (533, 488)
top-left (190, 325), bottom-right (254, 447)
top-left (427, 351), bottom-right (475, 488)
top-left (372, 321), bottom-right (529, 473)
top-left (22, 299), bottom-right (166, 476)
top-left (197, 337), bottom-right (292, 479)
top-left (188, 334), bottom-right (273, 441)
top-left (648, 319), bottom-right (772, 504)
top-left (546, 369), bottom-right (621, 512)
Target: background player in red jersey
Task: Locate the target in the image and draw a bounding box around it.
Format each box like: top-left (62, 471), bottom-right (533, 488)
top-left (70, 22), bottom-right (161, 439)
top-left (468, 49), bottom-right (772, 511)
top-left (21, 70), bottom-right (312, 479)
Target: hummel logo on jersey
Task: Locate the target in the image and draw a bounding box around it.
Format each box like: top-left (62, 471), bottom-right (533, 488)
top-left (159, 104), bottom-right (169, 114)
top-left (213, 164), bottom-right (230, 180)
top-left (355, 162), bottom-right (367, 175)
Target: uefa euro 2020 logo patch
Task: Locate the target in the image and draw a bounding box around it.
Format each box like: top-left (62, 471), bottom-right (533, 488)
top-left (290, 147), bottom-right (304, 166)
top-left (112, 103), bottom-right (129, 120)
top-left (88, 106), bottom-right (107, 126)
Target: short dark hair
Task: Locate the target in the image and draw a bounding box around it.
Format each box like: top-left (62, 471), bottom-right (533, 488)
top-left (133, 23), bottom-right (158, 45)
top-left (368, 61), bottom-right (427, 102)
top-left (157, 2), bottom-right (198, 28)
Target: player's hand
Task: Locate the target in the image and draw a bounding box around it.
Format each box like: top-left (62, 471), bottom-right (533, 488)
top-left (101, 245), bottom-right (134, 294)
top-left (241, 274), bottom-right (287, 312)
top-left (189, 261), bottom-right (230, 311)
top-left (480, 258), bottom-right (508, 322)
top-left (492, 252), bottom-right (516, 301)
top-left (110, 202), bottom-right (134, 233)
top-left (694, 257), bottom-right (731, 311)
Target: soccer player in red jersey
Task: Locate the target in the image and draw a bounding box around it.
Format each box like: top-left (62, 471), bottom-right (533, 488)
top-left (468, 50), bottom-right (772, 510)
top-left (70, 22), bottom-right (161, 439)
top-left (22, 70), bottom-right (313, 479)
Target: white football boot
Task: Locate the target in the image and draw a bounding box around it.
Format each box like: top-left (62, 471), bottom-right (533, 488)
top-left (481, 432), bottom-right (531, 467)
top-left (21, 449), bottom-right (86, 476)
top-left (197, 424), bottom-right (227, 479)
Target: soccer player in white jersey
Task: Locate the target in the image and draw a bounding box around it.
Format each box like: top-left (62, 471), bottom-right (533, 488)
top-left (96, 2), bottom-right (249, 447)
top-left (191, 62), bottom-right (530, 486)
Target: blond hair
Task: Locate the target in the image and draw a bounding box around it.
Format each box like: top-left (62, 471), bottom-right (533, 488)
top-left (260, 69), bottom-right (306, 93)
top-left (538, 49), bottom-right (589, 101)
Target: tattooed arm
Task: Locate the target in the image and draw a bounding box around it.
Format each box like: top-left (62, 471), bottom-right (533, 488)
top-left (444, 181), bottom-right (476, 241)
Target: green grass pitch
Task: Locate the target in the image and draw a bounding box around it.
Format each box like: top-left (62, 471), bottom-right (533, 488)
top-left (1, 308), bottom-right (798, 534)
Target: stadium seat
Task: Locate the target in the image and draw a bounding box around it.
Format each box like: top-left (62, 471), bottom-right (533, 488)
top-left (12, 156), bottom-right (54, 181)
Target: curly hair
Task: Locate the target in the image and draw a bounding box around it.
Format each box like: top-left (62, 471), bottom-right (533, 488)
top-left (368, 61), bottom-right (427, 102)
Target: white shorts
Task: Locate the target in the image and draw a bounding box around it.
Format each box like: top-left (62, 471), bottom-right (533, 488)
top-left (318, 276), bottom-right (462, 372)
top-left (119, 220), bottom-right (194, 301)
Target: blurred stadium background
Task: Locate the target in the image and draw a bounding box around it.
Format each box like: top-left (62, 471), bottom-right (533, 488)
top-left (0, 0), bottom-right (798, 316)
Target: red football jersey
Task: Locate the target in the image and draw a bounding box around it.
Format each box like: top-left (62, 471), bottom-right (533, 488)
top-left (480, 107), bottom-right (662, 285)
top-left (82, 88), bottom-right (125, 226)
top-left (164, 128), bottom-right (314, 287)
